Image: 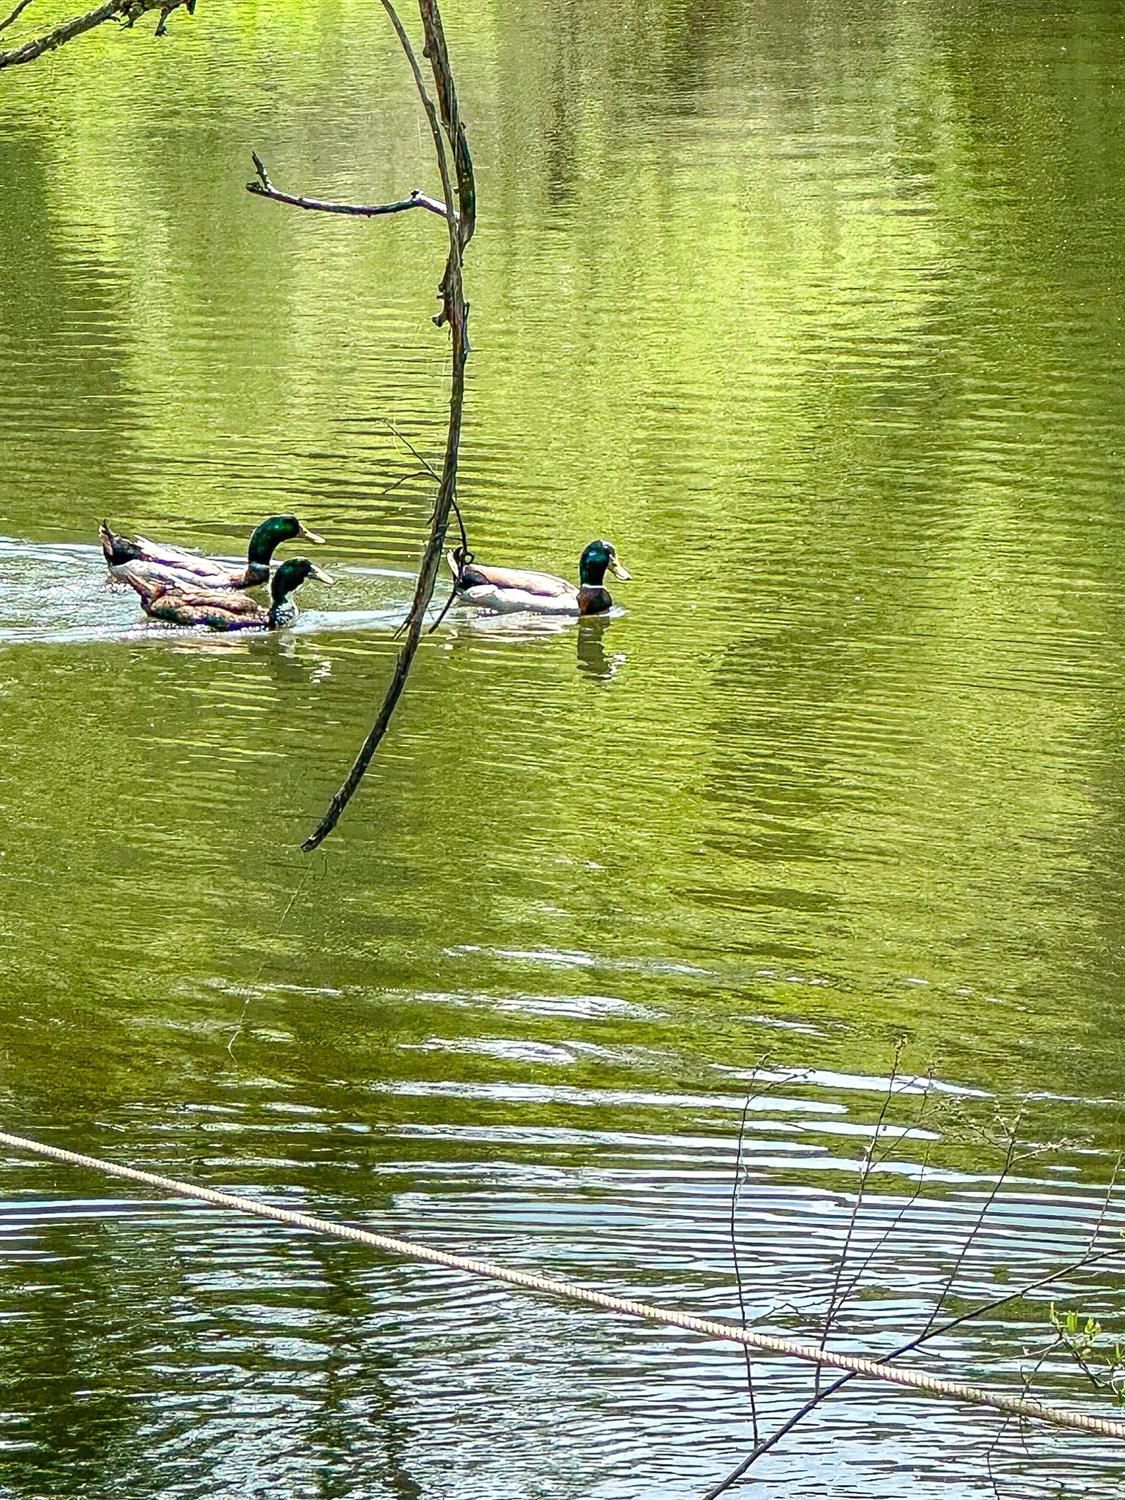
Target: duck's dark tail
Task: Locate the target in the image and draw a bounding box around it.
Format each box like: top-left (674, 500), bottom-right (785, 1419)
top-left (117, 565), bottom-right (167, 611)
top-left (99, 520), bottom-right (143, 567)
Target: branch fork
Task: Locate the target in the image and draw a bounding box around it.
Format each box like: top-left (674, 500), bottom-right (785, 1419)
top-left (246, 151), bottom-right (449, 222)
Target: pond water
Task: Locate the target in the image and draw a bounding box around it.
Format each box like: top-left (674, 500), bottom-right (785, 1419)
top-left (1, 2), bottom-right (1124, 1496)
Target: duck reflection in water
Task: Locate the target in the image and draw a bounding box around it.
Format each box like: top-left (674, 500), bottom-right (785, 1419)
top-left (577, 616), bottom-right (626, 680)
top-left (161, 629), bottom-right (333, 684)
top-left (257, 631), bottom-right (334, 685)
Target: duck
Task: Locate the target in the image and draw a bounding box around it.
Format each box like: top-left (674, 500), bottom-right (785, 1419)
top-left (119, 557), bottom-right (334, 632)
top-left (99, 514), bottom-right (325, 590)
top-left (447, 539), bottom-right (630, 616)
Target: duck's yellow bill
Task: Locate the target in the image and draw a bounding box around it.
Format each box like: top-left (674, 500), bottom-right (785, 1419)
top-left (610, 557), bottom-right (631, 580)
top-left (300, 524), bottom-right (326, 544)
top-left (309, 564), bottom-right (335, 584)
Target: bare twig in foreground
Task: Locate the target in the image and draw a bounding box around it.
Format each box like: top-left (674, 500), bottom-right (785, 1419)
top-left (914, 1112), bottom-right (1023, 1344)
top-left (815, 1040), bottom-right (907, 1395)
top-left (704, 1096), bottom-right (1119, 1500)
top-left (730, 1058), bottom-right (782, 1447)
top-left (832, 1073), bottom-right (941, 1315)
top-left (982, 1338), bottom-right (1063, 1500)
top-left (0, 0), bottom-right (192, 67)
top-left (700, 1232), bottom-right (1125, 1500)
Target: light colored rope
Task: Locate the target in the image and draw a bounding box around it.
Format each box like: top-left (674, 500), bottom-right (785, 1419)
top-left (2, 1127), bottom-right (1123, 1442)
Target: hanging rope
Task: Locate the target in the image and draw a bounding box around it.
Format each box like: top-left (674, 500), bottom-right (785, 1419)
top-left (2, 1127), bottom-right (1123, 1442)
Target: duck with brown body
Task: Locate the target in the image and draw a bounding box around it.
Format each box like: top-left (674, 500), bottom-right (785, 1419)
top-left (99, 514), bottom-right (324, 590)
top-left (448, 539), bottom-right (630, 616)
top-left (120, 557), bottom-right (334, 632)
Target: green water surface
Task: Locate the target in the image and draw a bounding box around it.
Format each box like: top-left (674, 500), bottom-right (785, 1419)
top-left (0, 3), bottom-right (1123, 1496)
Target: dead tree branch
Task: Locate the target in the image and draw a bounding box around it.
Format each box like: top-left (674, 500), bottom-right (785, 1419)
top-left (241, 1), bottom-right (473, 851)
top-left (246, 152), bottom-right (448, 220)
top-left (297, 0), bottom-right (474, 852)
top-left (0, 0), bottom-right (192, 67)
top-left (11, 0), bottom-right (472, 849)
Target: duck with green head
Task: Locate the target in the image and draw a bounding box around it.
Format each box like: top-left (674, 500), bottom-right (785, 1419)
top-left (99, 514), bottom-right (325, 590)
top-left (120, 557), bottom-right (334, 631)
top-left (448, 539), bottom-right (630, 616)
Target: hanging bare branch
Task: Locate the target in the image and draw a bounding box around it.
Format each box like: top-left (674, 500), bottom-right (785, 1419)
top-left (297, 0), bottom-right (474, 852)
top-left (9, 0), bottom-right (471, 849)
top-left (0, 0), bottom-right (192, 67)
top-left (246, 152), bottom-right (448, 220)
top-left (239, 1), bottom-right (473, 851)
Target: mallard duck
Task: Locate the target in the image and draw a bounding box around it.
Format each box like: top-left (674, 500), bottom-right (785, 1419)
top-left (120, 557), bottom-right (334, 632)
top-left (447, 539), bottom-right (630, 616)
top-left (99, 514), bottom-right (325, 590)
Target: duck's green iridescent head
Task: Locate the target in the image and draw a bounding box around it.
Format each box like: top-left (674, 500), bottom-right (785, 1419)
top-left (269, 557), bottom-right (334, 606)
top-left (578, 539), bottom-right (630, 587)
top-left (248, 515), bottom-right (325, 565)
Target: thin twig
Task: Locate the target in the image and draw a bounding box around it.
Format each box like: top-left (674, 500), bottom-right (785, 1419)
top-left (391, 486), bottom-right (468, 642)
top-left (246, 152), bottom-right (447, 219)
top-left (423, 491), bottom-right (470, 635)
top-left (377, 466), bottom-right (434, 499)
top-left (730, 1058), bottom-right (777, 1447)
top-left (381, 424), bottom-right (468, 633)
top-left (0, 0), bottom-right (191, 67)
top-left (983, 1340), bottom-right (1061, 1500)
top-left (377, 431), bottom-right (467, 642)
top-left (815, 1040), bottom-right (906, 1394)
top-left (1087, 1154), bottom-right (1122, 1252)
top-left (834, 1131), bottom-right (938, 1313)
top-left (830, 1067), bottom-right (944, 1310)
top-left (381, 419), bottom-right (442, 482)
top-left (226, 857), bottom-right (321, 1057)
top-left (0, 0), bottom-right (37, 33)
top-left (917, 1112), bottom-right (1023, 1341)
